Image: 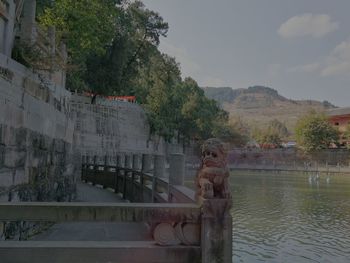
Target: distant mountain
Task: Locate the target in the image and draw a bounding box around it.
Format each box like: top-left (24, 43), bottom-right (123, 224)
top-left (202, 86), bottom-right (336, 134)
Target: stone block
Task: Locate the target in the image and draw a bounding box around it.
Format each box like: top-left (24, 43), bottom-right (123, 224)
top-left (23, 77), bottom-right (41, 99)
top-left (2, 125), bottom-right (15, 146)
top-left (28, 167), bottom-right (38, 184)
top-left (0, 191), bottom-right (8, 202)
top-left (0, 168), bottom-right (15, 187)
top-left (29, 131), bottom-right (41, 149)
top-left (4, 147), bottom-right (26, 168)
top-left (13, 169), bottom-right (28, 185)
top-left (53, 139), bottom-right (65, 153)
top-left (15, 127), bottom-right (27, 150)
top-left (38, 135), bottom-right (51, 150)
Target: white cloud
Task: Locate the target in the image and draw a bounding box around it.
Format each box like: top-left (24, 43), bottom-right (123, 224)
top-left (321, 39), bottom-right (350, 76)
top-left (288, 63), bottom-right (321, 73)
top-left (278, 14), bottom-right (338, 38)
top-left (159, 40), bottom-right (200, 77)
top-left (289, 38), bottom-right (350, 77)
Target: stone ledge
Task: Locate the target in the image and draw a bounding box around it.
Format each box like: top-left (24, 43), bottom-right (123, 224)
top-left (0, 241), bottom-right (201, 263)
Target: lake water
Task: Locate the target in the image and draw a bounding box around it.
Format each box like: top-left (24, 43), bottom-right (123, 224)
top-left (231, 172), bottom-right (350, 263)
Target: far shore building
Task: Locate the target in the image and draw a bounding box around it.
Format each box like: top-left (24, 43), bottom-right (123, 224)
top-left (327, 107), bottom-right (350, 147)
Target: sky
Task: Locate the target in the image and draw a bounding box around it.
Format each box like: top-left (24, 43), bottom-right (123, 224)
top-left (142, 0), bottom-right (350, 107)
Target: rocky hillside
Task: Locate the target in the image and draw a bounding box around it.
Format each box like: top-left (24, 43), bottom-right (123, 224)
top-left (202, 86), bottom-right (336, 133)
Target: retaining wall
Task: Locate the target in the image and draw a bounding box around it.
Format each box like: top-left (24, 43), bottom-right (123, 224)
top-left (0, 53), bottom-right (76, 203)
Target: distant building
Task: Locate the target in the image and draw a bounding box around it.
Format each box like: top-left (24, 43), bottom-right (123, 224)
top-left (327, 107), bottom-right (350, 147)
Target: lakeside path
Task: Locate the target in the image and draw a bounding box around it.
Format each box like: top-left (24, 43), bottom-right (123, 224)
top-left (31, 181), bottom-right (152, 241)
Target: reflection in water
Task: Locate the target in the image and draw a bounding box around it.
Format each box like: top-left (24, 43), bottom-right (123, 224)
top-left (231, 172), bottom-right (350, 263)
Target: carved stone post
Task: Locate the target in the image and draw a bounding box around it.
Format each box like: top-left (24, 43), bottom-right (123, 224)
top-left (115, 154), bottom-right (123, 193)
top-left (169, 153), bottom-right (185, 186)
top-left (196, 138), bottom-right (233, 263)
top-left (201, 199), bottom-right (232, 263)
top-left (154, 155), bottom-right (165, 178)
top-left (132, 154), bottom-right (141, 171)
top-left (117, 154), bottom-right (124, 168)
top-left (2, 0), bottom-right (16, 56)
top-left (21, 0), bottom-right (36, 43)
top-left (141, 154), bottom-right (151, 202)
top-left (92, 155), bottom-right (97, 186)
top-left (123, 154), bottom-right (132, 199)
top-left (131, 154), bottom-right (140, 201)
top-left (141, 154), bottom-right (152, 173)
top-left (124, 154), bottom-right (132, 169)
top-left (152, 155), bottom-right (165, 202)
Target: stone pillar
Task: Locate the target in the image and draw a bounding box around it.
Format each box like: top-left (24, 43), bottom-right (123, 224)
top-left (124, 154), bottom-right (132, 169)
top-left (141, 154), bottom-right (152, 173)
top-left (114, 154), bottom-right (122, 193)
top-left (132, 154), bottom-right (141, 171)
top-left (21, 0), bottom-right (36, 43)
top-left (154, 155), bottom-right (165, 178)
top-left (201, 199), bottom-right (232, 263)
top-left (122, 154), bottom-right (132, 199)
top-left (117, 154), bottom-right (123, 168)
top-left (1, 0), bottom-right (16, 56)
top-left (169, 153), bottom-right (185, 186)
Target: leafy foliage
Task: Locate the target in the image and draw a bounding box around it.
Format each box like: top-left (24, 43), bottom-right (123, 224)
top-left (37, 0), bottom-right (119, 90)
top-left (295, 112), bottom-right (339, 152)
top-left (343, 124), bottom-right (350, 149)
top-left (85, 1), bottom-right (168, 95)
top-left (34, 0), bottom-right (244, 144)
top-left (251, 119), bottom-right (288, 147)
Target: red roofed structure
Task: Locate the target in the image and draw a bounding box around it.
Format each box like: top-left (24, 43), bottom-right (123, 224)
top-left (327, 107), bottom-right (350, 147)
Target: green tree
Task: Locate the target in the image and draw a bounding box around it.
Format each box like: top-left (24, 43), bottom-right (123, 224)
top-left (268, 119), bottom-right (289, 138)
top-left (85, 1), bottom-right (168, 96)
top-left (251, 127), bottom-right (282, 147)
top-left (295, 112), bottom-right (339, 152)
top-left (144, 54), bottom-right (182, 141)
top-left (343, 124), bottom-right (350, 149)
top-left (38, 0), bottom-right (120, 90)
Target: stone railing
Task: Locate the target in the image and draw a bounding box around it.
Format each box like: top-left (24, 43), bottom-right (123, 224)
top-left (0, 151), bottom-right (233, 262)
top-left (0, 202), bottom-right (202, 262)
top-left (81, 153), bottom-right (194, 204)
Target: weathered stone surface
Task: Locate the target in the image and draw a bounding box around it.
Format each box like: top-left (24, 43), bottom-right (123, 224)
top-left (0, 241), bottom-right (201, 263)
top-left (196, 138), bottom-right (231, 201)
top-left (0, 145), bottom-right (4, 167)
top-left (4, 147), bottom-right (26, 168)
top-left (153, 223), bottom-right (181, 246)
top-left (169, 154), bottom-right (185, 186)
top-left (0, 124), bottom-right (3, 145)
top-left (0, 168), bottom-right (15, 187)
top-left (13, 169), bottom-right (27, 185)
top-left (15, 127), bottom-right (27, 150)
top-left (201, 199), bottom-right (232, 263)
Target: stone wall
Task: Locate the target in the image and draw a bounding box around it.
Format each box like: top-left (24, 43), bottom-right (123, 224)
top-left (0, 0), bottom-right (15, 57)
top-left (70, 94), bottom-right (184, 160)
top-left (0, 53), bottom-right (76, 203)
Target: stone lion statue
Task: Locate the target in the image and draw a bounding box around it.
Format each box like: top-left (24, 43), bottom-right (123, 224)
top-left (195, 138), bottom-right (231, 200)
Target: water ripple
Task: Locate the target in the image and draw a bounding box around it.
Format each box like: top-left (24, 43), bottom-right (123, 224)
top-left (231, 173), bottom-right (350, 263)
